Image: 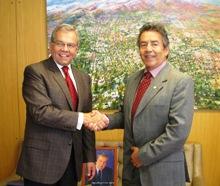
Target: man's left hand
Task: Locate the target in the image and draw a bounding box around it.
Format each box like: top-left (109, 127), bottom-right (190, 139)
top-left (130, 146), bottom-right (142, 168)
top-left (86, 162), bottom-right (96, 180)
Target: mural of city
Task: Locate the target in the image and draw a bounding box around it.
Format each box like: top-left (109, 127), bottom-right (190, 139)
top-left (47, 0), bottom-right (220, 109)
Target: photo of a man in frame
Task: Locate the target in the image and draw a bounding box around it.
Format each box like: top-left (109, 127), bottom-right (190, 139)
top-left (85, 152), bottom-right (114, 186)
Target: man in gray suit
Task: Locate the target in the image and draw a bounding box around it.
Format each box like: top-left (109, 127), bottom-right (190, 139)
top-left (88, 22), bottom-right (194, 186)
top-left (16, 24), bottom-right (101, 186)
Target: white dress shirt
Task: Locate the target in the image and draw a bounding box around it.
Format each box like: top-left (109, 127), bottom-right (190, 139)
top-left (55, 62), bottom-right (84, 130)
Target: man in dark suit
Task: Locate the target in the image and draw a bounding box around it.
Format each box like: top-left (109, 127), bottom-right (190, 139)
top-left (89, 154), bottom-right (114, 186)
top-left (16, 24), bottom-right (100, 186)
top-left (88, 22), bottom-right (194, 186)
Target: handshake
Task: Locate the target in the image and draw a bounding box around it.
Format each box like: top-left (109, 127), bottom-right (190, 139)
top-left (83, 110), bottom-right (109, 131)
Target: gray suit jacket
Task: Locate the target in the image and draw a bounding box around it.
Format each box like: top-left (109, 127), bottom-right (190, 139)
top-left (16, 57), bottom-right (96, 184)
top-left (108, 63), bottom-right (194, 186)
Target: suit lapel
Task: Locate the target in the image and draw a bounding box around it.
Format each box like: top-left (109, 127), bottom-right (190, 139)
top-left (135, 64), bottom-right (170, 117)
top-left (71, 66), bottom-right (83, 111)
top-left (46, 57), bottom-right (73, 110)
top-left (127, 69), bottom-right (144, 121)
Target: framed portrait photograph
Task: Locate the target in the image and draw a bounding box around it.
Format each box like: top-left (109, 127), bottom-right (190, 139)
top-left (81, 146), bottom-right (118, 186)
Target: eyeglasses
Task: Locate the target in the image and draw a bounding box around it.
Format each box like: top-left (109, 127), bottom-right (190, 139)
top-left (53, 40), bottom-right (77, 50)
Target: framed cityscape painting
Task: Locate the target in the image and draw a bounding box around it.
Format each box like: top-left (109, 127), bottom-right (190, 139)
top-left (47, 0), bottom-right (220, 109)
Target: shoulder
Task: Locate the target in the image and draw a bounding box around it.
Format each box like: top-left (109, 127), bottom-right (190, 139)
top-left (73, 67), bottom-right (89, 76)
top-left (126, 69), bottom-right (144, 82)
top-left (164, 65), bottom-right (194, 95)
top-left (104, 166), bottom-right (113, 173)
top-left (167, 64), bottom-right (193, 83)
top-left (72, 67), bottom-right (91, 81)
top-left (24, 58), bottom-right (50, 72)
top-left (129, 69), bottom-right (144, 79)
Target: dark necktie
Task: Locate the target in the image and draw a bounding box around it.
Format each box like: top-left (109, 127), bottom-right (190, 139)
top-left (131, 71), bottom-right (152, 121)
top-left (98, 170), bottom-right (102, 181)
top-left (62, 66), bottom-right (78, 111)
top-left (97, 170), bottom-right (101, 177)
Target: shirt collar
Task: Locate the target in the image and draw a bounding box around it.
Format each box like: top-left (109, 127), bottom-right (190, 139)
top-left (53, 60), bottom-right (71, 71)
top-left (146, 61), bottom-right (167, 78)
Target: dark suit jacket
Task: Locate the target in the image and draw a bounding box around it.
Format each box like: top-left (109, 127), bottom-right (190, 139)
top-left (89, 167), bottom-right (114, 186)
top-left (16, 57), bottom-right (96, 184)
top-left (108, 63), bottom-right (194, 186)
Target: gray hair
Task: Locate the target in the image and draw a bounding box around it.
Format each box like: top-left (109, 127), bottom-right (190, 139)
top-left (50, 23), bottom-right (79, 46)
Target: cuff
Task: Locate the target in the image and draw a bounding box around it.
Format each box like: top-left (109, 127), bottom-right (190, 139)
top-left (76, 112), bottom-right (83, 130)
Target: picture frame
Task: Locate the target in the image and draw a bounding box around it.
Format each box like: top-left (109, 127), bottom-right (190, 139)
top-left (81, 146), bottom-right (118, 186)
top-left (47, 0), bottom-right (220, 110)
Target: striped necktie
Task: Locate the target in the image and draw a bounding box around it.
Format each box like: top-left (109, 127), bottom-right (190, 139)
top-left (131, 71), bottom-right (152, 121)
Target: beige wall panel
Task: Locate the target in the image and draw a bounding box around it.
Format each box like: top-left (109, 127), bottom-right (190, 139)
top-left (0, 0), bottom-right (20, 179)
top-left (0, 0), bottom-right (47, 181)
top-left (16, 0), bottom-right (47, 138)
top-left (187, 111), bottom-right (220, 186)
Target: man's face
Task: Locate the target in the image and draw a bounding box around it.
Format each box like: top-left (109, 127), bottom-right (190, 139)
top-left (139, 31), bottom-right (169, 70)
top-left (49, 30), bottom-right (78, 66)
top-left (96, 156), bottom-right (108, 171)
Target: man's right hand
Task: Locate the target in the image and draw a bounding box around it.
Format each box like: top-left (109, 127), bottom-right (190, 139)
top-left (83, 110), bottom-right (109, 131)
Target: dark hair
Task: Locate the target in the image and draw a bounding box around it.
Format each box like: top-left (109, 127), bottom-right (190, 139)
top-left (137, 22), bottom-right (169, 48)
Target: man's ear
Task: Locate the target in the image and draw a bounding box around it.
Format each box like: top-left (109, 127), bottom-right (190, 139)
top-left (165, 47), bottom-right (169, 59)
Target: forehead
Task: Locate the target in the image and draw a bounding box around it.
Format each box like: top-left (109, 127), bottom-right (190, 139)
top-left (140, 31), bottom-right (163, 42)
top-left (98, 156), bottom-right (108, 161)
top-left (54, 30), bottom-right (77, 43)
